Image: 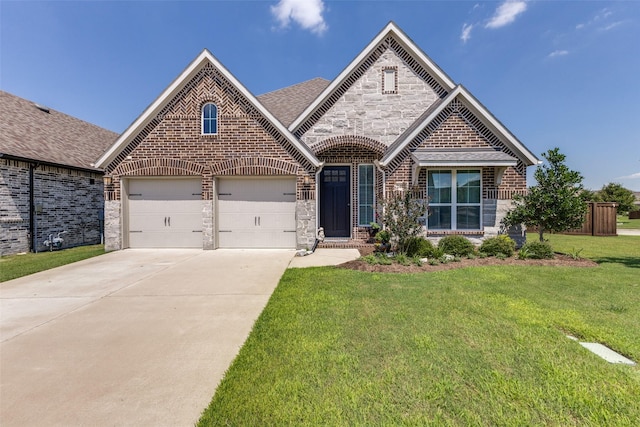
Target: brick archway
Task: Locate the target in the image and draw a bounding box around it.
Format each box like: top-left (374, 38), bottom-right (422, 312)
top-left (313, 135), bottom-right (387, 157)
top-left (210, 157), bottom-right (298, 176)
top-left (112, 158), bottom-right (205, 176)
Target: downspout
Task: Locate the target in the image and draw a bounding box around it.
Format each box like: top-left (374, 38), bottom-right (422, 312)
top-left (29, 162), bottom-right (39, 253)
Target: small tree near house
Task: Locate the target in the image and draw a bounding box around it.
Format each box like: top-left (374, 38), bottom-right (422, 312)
top-left (380, 188), bottom-right (428, 254)
top-left (503, 148), bottom-right (587, 242)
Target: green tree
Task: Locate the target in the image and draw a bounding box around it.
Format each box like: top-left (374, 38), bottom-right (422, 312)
top-left (380, 188), bottom-right (428, 254)
top-left (503, 148), bottom-right (587, 242)
top-left (596, 183), bottom-right (637, 213)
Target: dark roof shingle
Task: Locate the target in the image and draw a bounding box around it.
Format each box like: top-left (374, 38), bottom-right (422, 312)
top-left (257, 77), bottom-right (330, 127)
top-left (0, 91), bottom-right (118, 170)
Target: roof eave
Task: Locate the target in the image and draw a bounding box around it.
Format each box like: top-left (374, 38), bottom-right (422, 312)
top-left (96, 50), bottom-right (320, 170)
top-left (456, 85), bottom-right (539, 166)
top-left (289, 22), bottom-right (457, 133)
top-left (380, 87), bottom-right (462, 166)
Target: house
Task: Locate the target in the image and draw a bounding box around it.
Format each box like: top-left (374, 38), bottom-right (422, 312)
top-left (95, 22), bottom-right (538, 251)
top-left (0, 91), bottom-right (118, 255)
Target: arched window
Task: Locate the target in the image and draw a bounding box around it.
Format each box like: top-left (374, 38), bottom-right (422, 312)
top-left (202, 103), bottom-right (218, 135)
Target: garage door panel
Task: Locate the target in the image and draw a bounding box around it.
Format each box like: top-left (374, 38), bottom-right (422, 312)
top-left (128, 179), bottom-right (202, 248)
top-left (217, 178), bottom-right (297, 249)
top-left (218, 200), bottom-right (294, 214)
top-left (217, 231), bottom-right (295, 249)
top-left (129, 231), bottom-right (202, 248)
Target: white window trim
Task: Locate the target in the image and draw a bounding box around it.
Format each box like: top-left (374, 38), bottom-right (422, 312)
top-left (427, 169), bottom-right (483, 230)
top-left (201, 103), bottom-right (218, 135)
top-left (358, 164), bottom-right (376, 226)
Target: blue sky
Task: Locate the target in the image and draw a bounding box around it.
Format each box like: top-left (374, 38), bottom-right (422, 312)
top-left (1, 0), bottom-right (639, 190)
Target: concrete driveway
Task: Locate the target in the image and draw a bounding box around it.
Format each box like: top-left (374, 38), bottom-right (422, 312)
top-left (0, 249), bottom-right (294, 426)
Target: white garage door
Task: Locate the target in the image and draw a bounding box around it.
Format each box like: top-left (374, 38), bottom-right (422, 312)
top-left (128, 178), bottom-right (203, 248)
top-left (217, 177), bottom-right (296, 248)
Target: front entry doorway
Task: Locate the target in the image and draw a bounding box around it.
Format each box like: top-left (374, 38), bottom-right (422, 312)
top-left (319, 166), bottom-right (350, 237)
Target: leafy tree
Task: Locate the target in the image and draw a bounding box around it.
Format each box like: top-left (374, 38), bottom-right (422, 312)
top-left (579, 188), bottom-right (599, 202)
top-left (596, 183), bottom-right (637, 213)
top-left (503, 148), bottom-right (587, 242)
top-left (380, 188), bottom-right (428, 254)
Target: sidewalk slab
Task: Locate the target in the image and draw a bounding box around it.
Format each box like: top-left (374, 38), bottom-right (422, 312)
top-left (288, 248), bottom-right (361, 268)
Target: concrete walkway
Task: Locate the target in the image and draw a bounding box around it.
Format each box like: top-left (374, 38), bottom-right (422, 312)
top-left (288, 248), bottom-right (361, 268)
top-left (0, 249), bottom-right (294, 427)
top-left (617, 229), bottom-right (640, 236)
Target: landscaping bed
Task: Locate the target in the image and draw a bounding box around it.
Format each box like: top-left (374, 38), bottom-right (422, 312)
top-left (339, 247), bottom-right (597, 273)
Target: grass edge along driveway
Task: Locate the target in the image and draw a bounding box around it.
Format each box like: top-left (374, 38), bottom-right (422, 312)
top-left (0, 245), bottom-right (105, 282)
top-left (199, 235), bottom-right (640, 426)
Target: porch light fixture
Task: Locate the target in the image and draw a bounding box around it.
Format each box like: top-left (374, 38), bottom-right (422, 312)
top-left (103, 176), bottom-right (112, 185)
top-left (303, 176), bottom-right (311, 185)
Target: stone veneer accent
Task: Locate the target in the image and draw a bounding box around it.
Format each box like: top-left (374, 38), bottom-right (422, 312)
top-left (302, 48), bottom-right (439, 148)
top-left (1, 159), bottom-right (104, 255)
top-left (296, 200), bottom-right (316, 249)
top-left (104, 200), bottom-right (121, 252)
top-left (203, 200), bottom-right (214, 250)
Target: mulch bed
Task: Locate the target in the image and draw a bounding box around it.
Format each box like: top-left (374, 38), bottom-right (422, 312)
top-left (337, 248), bottom-right (598, 273)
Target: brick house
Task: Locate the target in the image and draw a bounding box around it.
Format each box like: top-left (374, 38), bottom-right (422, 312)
top-left (95, 22), bottom-right (538, 251)
top-left (0, 91), bottom-right (118, 255)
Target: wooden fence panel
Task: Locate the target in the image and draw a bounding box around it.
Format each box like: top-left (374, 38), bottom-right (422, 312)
top-left (565, 202), bottom-right (617, 236)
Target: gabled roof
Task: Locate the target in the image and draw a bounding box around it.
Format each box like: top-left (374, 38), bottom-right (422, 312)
top-left (288, 21), bottom-right (457, 134)
top-left (0, 91), bottom-right (118, 171)
top-left (95, 50), bottom-right (321, 169)
top-left (257, 78), bottom-right (330, 127)
top-left (381, 85), bottom-right (539, 167)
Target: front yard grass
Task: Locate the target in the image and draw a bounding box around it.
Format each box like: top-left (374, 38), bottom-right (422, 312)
top-left (0, 244), bottom-right (105, 282)
top-left (617, 214), bottom-right (640, 229)
top-left (199, 235), bottom-right (640, 426)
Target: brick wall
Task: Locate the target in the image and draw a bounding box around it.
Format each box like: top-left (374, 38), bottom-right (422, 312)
top-left (1, 159), bottom-right (103, 255)
top-left (0, 160), bottom-right (29, 255)
top-left (103, 65), bottom-right (315, 250)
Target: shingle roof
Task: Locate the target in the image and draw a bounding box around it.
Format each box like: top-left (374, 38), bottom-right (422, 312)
top-left (0, 91), bottom-right (118, 171)
top-left (411, 148), bottom-right (518, 166)
top-left (257, 78), bottom-right (330, 127)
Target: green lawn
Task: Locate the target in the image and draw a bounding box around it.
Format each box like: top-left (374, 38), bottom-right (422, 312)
top-left (199, 235), bottom-right (640, 426)
top-left (617, 215), bottom-right (640, 229)
top-left (0, 245), bottom-right (105, 282)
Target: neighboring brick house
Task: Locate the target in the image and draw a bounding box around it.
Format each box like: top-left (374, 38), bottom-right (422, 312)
top-left (0, 91), bottom-right (117, 255)
top-left (95, 22), bottom-right (538, 251)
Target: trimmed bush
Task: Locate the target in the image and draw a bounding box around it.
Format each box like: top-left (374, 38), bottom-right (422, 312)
top-left (438, 235), bottom-right (475, 257)
top-left (518, 241), bottom-right (554, 259)
top-left (479, 235), bottom-right (516, 257)
top-left (405, 237), bottom-right (440, 258)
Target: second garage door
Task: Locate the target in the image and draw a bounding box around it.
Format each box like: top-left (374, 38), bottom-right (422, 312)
top-left (217, 177), bottom-right (296, 248)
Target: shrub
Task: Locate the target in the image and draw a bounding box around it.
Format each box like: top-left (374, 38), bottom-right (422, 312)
top-left (361, 253), bottom-right (393, 265)
top-left (438, 235), bottom-right (475, 257)
top-left (479, 235), bottom-right (516, 257)
top-left (518, 241), bottom-right (554, 259)
top-left (405, 237), bottom-right (439, 258)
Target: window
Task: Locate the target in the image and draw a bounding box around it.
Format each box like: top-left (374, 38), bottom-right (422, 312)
top-left (202, 103), bottom-right (218, 135)
top-left (358, 164), bottom-right (375, 226)
top-left (427, 169), bottom-right (481, 230)
top-left (382, 67), bottom-right (397, 94)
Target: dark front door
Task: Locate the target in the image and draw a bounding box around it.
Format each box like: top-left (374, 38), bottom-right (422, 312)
top-left (320, 166), bottom-right (351, 237)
